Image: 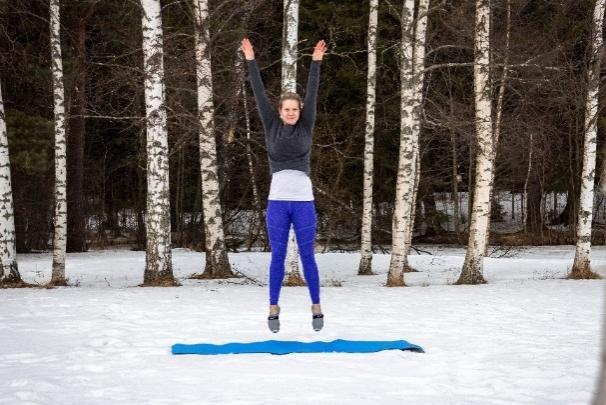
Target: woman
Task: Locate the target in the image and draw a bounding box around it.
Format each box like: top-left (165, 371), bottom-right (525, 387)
top-left (241, 37), bottom-right (326, 333)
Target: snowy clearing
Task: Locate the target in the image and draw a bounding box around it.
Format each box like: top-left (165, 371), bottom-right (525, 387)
top-left (0, 246), bottom-right (603, 404)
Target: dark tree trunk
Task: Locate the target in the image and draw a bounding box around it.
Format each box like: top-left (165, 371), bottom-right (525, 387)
top-left (526, 166), bottom-right (543, 234)
top-left (66, 16), bottom-right (88, 252)
top-left (104, 178), bottom-right (119, 237)
top-left (554, 183), bottom-right (579, 227)
top-left (421, 185), bottom-right (440, 237)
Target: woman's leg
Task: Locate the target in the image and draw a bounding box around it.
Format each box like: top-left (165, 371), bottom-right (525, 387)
top-left (291, 201), bottom-right (320, 305)
top-left (266, 200), bottom-right (291, 305)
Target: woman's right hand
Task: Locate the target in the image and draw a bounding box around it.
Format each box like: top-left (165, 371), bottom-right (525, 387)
top-left (241, 38), bottom-right (255, 60)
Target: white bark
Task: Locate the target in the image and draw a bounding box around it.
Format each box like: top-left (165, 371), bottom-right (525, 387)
top-left (0, 82), bottom-right (20, 284)
top-left (141, 0), bottom-right (174, 284)
top-left (50, 0), bottom-right (67, 284)
top-left (358, 0), bottom-right (379, 276)
top-left (281, 0), bottom-right (299, 93)
top-left (387, 0), bottom-right (428, 285)
top-left (484, 0), bottom-right (511, 241)
top-left (492, 0), bottom-right (511, 148)
top-left (403, 0), bottom-right (429, 260)
top-left (407, 146), bottom-right (421, 255)
top-left (281, 0), bottom-right (304, 283)
top-left (571, 0), bottom-right (605, 278)
top-left (387, 0), bottom-right (415, 286)
top-left (457, 0), bottom-right (492, 285)
top-left (193, 0), bottom-right (232, 277)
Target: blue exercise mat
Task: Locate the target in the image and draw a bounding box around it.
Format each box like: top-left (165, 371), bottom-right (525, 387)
top-left (171, 339), bottom-right (423, 355)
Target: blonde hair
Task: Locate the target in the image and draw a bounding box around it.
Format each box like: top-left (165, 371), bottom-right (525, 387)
top-left (279, 92), bottom-right (302, 109)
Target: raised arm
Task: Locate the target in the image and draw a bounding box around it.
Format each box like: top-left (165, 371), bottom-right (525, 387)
top-left (241, 38), bottom-right (277, 127)
top-left (300, 40), bottom-right (327, 128)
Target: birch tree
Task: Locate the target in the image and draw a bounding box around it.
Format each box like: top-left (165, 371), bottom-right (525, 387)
top-left (192, 0), bottom-right (233, 278)
top-left (50, 0), bottom-right (68, 286)
top-left (140, 0), bottom-right (176, 285)
top-left (569, 0), bottom-right (605, 280)
top-left (484, 0), bottom-right (511, 245)
top-left (282, 0), bottom-right (298, 93)
top-left (282, 0), bottom-right (305, 286)
top-left (492, 0), bottom-right (511, 156)
top-left (402, 0), bottom-right (429, 268)
top-left (455, 0), bottom-right (492, 285)
top-left (0, 82), bottom-right (23, 287)
top-left (358, 0), bottom-right (379, 276)
top-left (386, 0), bottom-right (429, 286)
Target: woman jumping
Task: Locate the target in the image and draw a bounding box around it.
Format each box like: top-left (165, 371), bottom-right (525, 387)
top-left (241, 37), bottom-right (326, 333)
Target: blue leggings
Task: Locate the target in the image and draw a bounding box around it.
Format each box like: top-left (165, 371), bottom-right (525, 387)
top-left (266, 200), bottom-right (320, 305)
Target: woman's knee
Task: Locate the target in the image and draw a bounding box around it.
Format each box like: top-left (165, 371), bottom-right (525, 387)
top-left (296, 239), bottom-right (316, 255)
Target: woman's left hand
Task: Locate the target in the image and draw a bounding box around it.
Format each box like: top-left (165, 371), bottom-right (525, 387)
top-left (312, 40), bottom-right (327, 61)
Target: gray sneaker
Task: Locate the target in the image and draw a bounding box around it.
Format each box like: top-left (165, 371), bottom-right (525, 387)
top-left (268, 307), bottom-right (280, 333)
top-left (312, 313), bottom-right (324, 332)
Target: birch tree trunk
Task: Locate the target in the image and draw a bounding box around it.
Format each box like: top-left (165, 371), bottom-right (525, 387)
top-left (0, 81), bottom-right (22, 286)
top-left (387, 0), bottom-right (415, 287)
top-left (492, 0), bottom-right (510, 151)
top-left (282, 0), bottom-right (305, 286)
top-left (50, 0), bottom-right (68, 286)
top-left (386, 0), bottom-right (429, 286)
top-left (569, 0), bottom-right (605, 280)
top-left (402, 0), bottom-right (429, 267)
top-left (455, 0), bottom-right (492, 285)
top-left (406, 146), bottom-right (421, 259)
top-left (484, 0), bottom-right (511, 246)
top-left (282, 0), bottom-right (298, 94)
top-left (140, 0), bottom-right (176, 286)
top-left (358, 0), bottom-right (379, 276)
top-left (467, 145), bottom-right (474, 225)
top-left (193, 0), bottom-right (233, 278)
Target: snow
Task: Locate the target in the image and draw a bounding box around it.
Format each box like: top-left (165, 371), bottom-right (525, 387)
top-left (0, 246), bottom-right (603, 404)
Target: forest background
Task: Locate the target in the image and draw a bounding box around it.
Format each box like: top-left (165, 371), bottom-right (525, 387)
top-left (0, 0), bottom-right (597, 254)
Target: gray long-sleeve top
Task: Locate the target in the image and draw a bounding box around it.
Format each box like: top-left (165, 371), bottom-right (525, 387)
top-left (246, 59), bottom-right (321, 175)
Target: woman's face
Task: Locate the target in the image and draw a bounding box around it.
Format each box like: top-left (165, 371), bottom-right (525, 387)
top-left (279, 99), bottom-right (301, 125)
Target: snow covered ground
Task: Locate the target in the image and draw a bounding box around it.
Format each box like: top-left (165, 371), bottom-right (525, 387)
top-left (0, 245), bottom-right (604, 404)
